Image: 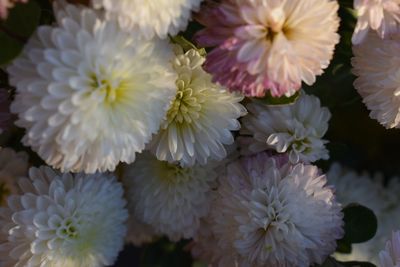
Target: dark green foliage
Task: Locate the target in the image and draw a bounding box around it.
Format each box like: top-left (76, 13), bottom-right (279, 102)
top-left (258, 90), bottom-right (301, 106)
top-left (0, 1), bottom-right (40, 65)
top-left (341, 204), bottom-right (378, 244)
top-left (321, 257), bottom-right (377, 267)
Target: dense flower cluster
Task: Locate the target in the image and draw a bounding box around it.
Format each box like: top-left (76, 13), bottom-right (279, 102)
top-left (1, 0), bottom-right (397, 266)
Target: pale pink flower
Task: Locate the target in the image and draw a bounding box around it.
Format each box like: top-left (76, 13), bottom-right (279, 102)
top-left (352, 31), bottom-right (400, 128)
top-left (0, 0), bottom-right (27, 19)
top-left (353, 0), bottom-right (400, 45)
top-left (195, 0), bottom-right (340, 97)
top-left (379, 231), bottom-right (400, 267)
top-left (192, 152), bottom-right (344, 267)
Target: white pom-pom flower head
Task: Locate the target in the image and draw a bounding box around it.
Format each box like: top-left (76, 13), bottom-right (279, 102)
top-left (8, 3), bottom-right (177, 173)
top-left (352, 31), bottom-right (400, 128)
top-left (122, 152), bottom-right (217, 241)
top-left (199, 153), bottom-right (344, 267)
top-left (149, 46), bottom-right (246, 167)
top-left (91, 0), bottom-right (202, 39)
top-left (0, 166), bottom-right (128, 267)
top-left (240, 93), bottom-right (331, 163)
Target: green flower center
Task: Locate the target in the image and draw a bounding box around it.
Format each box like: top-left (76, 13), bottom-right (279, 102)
top-left (165, 79), bottom-right (203, 127)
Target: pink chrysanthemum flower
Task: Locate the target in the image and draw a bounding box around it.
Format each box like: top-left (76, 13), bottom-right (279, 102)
top-left (191, 152), bottom-right (344, 267)
top-left (0, 89), bottom-right (11, 134)
top-left (0, 0), bottom-right (27, 19)
top-left (195, 0), bottom-right (340, 97)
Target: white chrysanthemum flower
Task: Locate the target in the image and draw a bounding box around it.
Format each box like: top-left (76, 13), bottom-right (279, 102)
top-left (0, 148), bottom-right (29, 206)
top-left (122, 153), bottom-right (217, 241)
top-left (239, 93), bottom-right (331, 163)
top-left (0, 166), bottom-right (128, 267)
top-left (8, 3), bottom-right (177, 173)
top-left (91, 0), bottom-right (202, 39)
top-left (199, 153), bottom-right (343, 267)
top-left (149, 46), bottom-right (246, 167)
top-left (328, 163), bottom-right (400, 265)
top-left (327, 163), bottom-right (385, 213)
top-left (352, 0), bottom-right (400, 44)
top-left (380, 231), bottom-right (400, 267)
top-left (352, 31), bottom-right (400, 128)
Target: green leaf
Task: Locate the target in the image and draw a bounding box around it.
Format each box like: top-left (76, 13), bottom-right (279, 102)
top-left (0, 32), bottom-right (23, 65)
top-left (1, 1), bottom-right (41, 38)
top-left (192, 262), bottom-right (207, 267)
top-left (336, 240), bottom-right (352, 254)
top-left (0, 1), bottom-right (41, 65)
top-left (256, 90), bottom-right (301, 106)
top-left (321, 257), bottom-right (345, 267)
top-left (340, 261), bottom-right (376, 267)
top-left (170, 35), bottom-right (206, 56)
top-left (320, 257), bottom-right (376, 267)
top-left (341, 203), bottom-right (378, 244)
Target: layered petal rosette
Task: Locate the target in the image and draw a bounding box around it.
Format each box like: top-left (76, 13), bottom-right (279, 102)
top-left (195, 0), bottom-right (340, 97)
top-left (0, 166), bottom-right (128, 267)
top-left (8, 3), bottom-right (177, 173)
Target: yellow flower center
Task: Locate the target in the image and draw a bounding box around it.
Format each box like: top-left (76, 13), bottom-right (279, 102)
top-left (164, 79), bottom-right (203, 127)
top-left (158, 161), bottom-right (192, 184)
top-left (90, 73), bottom-right (126, 104)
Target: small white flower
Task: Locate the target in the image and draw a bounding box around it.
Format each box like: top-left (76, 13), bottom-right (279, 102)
top-left (122, 152), bottom-right (217, 241)
top-left (329, 163), bottom-right (400, 265)
top-left (91, 0), bottom-right (202, 39)
top-left (0, 147), bottom-right (29, 206)
top-left (197, 153), bottom-right (343, 267)
top-left (0, 166), bottom-right (128, 267)
top-left (353, 0), bottom-right (400, 44)
top-left (8, 3), bottom-right (177, 173)
top-left (239, 93), bottom-right (331, 163)
top-left (352, 31), bottom-right (400, 128)
top-left (380, 231), bottom-right (400, 267)
top-left (149, 46), bottom-right (246, 167)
